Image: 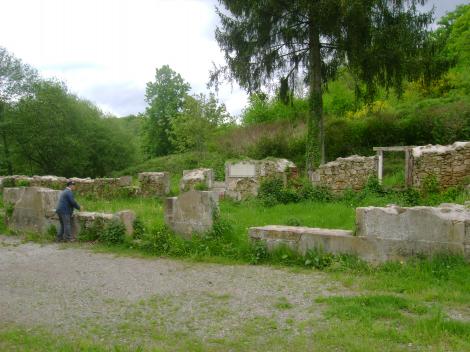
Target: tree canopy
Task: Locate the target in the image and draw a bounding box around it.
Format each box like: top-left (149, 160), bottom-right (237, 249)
top-left (144, 65), bottom-right (190, 157)
top-left (213, 0), bottom-right (435, 173)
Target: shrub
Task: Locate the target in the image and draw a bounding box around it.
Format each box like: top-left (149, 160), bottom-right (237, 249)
top-left (304, 247), bottom-right (335, 269)
top-left (132, 217), bottom-right (146, 239)
top-left (284, 217), bottom-right (302, 226)
top-left (77, 218), bottom-right (106, 242)
top-left (421, 174), bottom-right (440, 197)
top-left (299, 182), bottom-right (333, 202)
top-left (249, 240), bottom-right (268, 264)
top-left (100, 220), bottom-right (126, 245)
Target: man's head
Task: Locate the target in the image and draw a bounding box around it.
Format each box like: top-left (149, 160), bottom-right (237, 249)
top-left (66, 180), bottom-right (75, 189)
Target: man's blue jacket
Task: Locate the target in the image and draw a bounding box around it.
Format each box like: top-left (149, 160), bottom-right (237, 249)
top-left (56, 188), bottom-right (81, 214)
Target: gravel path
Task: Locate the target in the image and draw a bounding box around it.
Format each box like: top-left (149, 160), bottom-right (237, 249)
top-left (0, 235), bottom-right (349, 347)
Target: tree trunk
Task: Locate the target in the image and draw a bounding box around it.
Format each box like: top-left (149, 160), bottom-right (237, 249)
top-left (306, 10), bottom-right (324, 178)
top-left (0, 102), bottom-right (13, 175)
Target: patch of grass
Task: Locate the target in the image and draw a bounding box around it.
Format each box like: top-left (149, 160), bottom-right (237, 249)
top-left (314, 294), bottom-right (470, 351)
top-left (274, 296), bottom-right (294, 310)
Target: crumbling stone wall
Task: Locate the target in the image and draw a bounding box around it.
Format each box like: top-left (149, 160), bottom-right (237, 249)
top-left (164, 190), bottom-right (219, 239)
top-left (311, 155), bottom-right (377, 193)
top-left (180, 168), bottom-right (214, 192)
top-left (225, 158), bottom-right (297, 200)
top-left (138, 172), bottom-right (170, 197)
top-left (0, 175), bottom-right (136, 198)
top-left (249, 203), bottom-right (470, 263)
top-left (412, 141), bottom-right (470, 189)
top-left (3, 186), bottom-right (135, 237)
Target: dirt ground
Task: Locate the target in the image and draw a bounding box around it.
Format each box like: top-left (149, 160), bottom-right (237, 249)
top-left (0, 235), bottom-right (349, 347)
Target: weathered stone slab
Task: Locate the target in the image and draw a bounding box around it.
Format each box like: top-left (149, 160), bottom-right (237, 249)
top-left (8, 187), bottom-right (61, 233)
top-left (164, 190), bottom-right (219, 239)
top-left (180, 168), bottom-right (214, 191)
top-left (3, 187), bottom-right (26, 206)
top-left (138, 172), bottom-right (170, 197)
top-left (119, 176), bottom-right (133, 187)
top-left (250, 203), bottom-right (470, 263)
top-left (115, 210), bottom-right (136, 235)
top-left (356, 204), bottom-right (469, 243)
top-left (228, 163), bottom-right (256, 177)
top-left (225, 158), bottom-right (297, 200)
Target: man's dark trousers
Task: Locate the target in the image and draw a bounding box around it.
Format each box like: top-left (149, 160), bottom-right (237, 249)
top-left (57, 213), bottom-right (72, 241)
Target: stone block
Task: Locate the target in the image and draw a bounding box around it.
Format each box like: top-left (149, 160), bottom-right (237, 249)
top-left (356, 204), bottom-right (469, 244)
top-left (224, 158), bottom-right (296, 200)
top-left (138, 172), bottom-right (170, 197)
top-left (180, 168), bottom-right (214, 191)
top-left (8, 187), bottom-right (61, 233)
top-left (164, 190), bottom-right (219, 239)
top-left (114, 210), bottom-right (136, 235)
top-left (119, 176), bottom-right (133, 187)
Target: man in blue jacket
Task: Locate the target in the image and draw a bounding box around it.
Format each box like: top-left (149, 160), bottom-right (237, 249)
top-left (56, 181), bottom-right (81, 242)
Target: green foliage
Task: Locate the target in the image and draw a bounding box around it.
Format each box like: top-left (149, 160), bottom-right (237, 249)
top-left (421, 174), bottom-right (440, 197)
top-left (78, 218), bottom-right (106, 242)
top-left (132, 217), bottom-right (146, 240)
top-left (15, 179), bottom-right (30, 187)
top-left (5, 202), bottom-right (14, 218)
top-left (1, 178), bottom-right (15, 188)
top-left (100, 220), bottom-right (126, 245)
top-left (143, 65), bottom-right (190, 157)
top-left (6, 80), bottom-right (136, 177)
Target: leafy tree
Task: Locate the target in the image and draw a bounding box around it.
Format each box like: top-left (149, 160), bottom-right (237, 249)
top-left (144, 65), bottom-right (190, 157)
top-left (171, 93), bottom-right (231, 153)
top-left (9, 80), bottom-right (136, 177)
top-left (212, 0), bottom-right (434, 174)
top-left (0, 47), bottom-right (38, 174)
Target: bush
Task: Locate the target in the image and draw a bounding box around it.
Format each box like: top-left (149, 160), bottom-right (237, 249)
top-left (132, 217), bottom-right (146, 239)
top-left (100, 220), bottom-right (126, 245)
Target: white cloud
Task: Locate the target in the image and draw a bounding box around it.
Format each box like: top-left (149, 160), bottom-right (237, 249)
top-left (0, 0), bottom-right (247, 116)
top-left (0, 0), bottom-right (466, 117)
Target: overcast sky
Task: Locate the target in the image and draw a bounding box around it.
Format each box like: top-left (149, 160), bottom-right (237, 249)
top-left (0, 0), bottom-right (467, 117)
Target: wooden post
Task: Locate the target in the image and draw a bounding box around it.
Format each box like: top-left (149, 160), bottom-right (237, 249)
top-left (405, 148), bottom-right (413, 187)
top-left (377, 150), bottom-right (383, 184)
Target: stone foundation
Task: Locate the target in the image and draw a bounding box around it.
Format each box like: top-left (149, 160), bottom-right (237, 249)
top-left (3, 187), bottom-right (135, 237)
top-left (311, 155), bottom-right (377, 193)
top-left (138, 172), bottom-right (170, 197)
top-left (164, 190), bottom-right (219, 239)
top-left (180, 168), bottom-right (214, 192)
top-left (249, 203), bottom-right (470, 263)
top-left (412, 141), bottom-right (470, 189)
top-left (225, 158), bottom-right (297, 200)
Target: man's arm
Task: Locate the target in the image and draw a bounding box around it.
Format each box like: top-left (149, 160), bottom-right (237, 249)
top-left (67, 191), bottom-right (81, 210)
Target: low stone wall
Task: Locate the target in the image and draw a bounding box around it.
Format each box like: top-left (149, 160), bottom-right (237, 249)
top-left (4, 187), bottom-right (61, 233)
top-left (249, 203), bottom-right (470, 263)
top-left (70, 210), bottom-right (135, 237)
top-left (3, 186), bottom-right (135, 237)
top-left (412, 141), bottom-right (470, 189)
top-left (180, 168), bottom-right (214, 192)
top-left (138, 172), bottom-right (170, 197)
top-left (164, 190), bottom-right (219, 239)
top-left (311, 155), bottom-right (377, 193)
top-left (225, 158), bottom-right (297, 200)
top-left (0, 174), bottom-right (175, 198)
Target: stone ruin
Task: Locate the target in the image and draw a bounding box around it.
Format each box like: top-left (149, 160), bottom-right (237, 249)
top-left (411, 141), bottom-right (470, 189)
top-left (311, 155), bottom-right (377, 193)
top-left (0, 173), bottom-right (170, 198)
top-left (250, 203), bottom-right (470, 263)
top-left (138, 172), bottom-right (170, 197)
top-left (180, 168), bottom-right (214, 192)
top-left (164, 190), bottom-right (219, 239)
top-left (225, 158), bottom-right (297, 200)
top-left (3, 187), bottom-right (135, 238)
